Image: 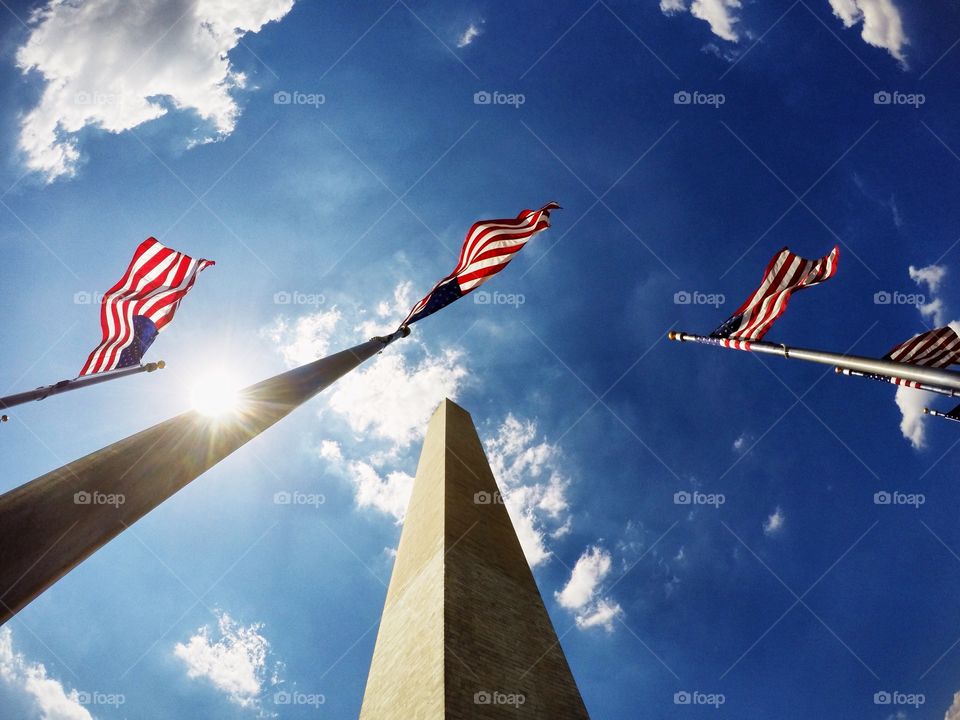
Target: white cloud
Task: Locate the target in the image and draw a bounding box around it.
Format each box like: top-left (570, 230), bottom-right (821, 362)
top-left (318, 439), bottom-right (343, 462)
top-left (456, 21), bottom-right (484, 48)
top-left (261, 308), bottom-right (343, 367)
top-left (828, 0), bottom-right (907, 63)
top-left (484, 414), bottom-right (574, 567)
top-left (892, 264), bottom-right (955, 448)
top-left (555, 546), bottom-right (623, 632)
top-left (575, 598), bottom-right (624, 631)
top-left (894, 385), bottom-right (927, 450)
top-left (347, 459), bottom-right (414, 522)
top-left (356, 281), bottom-right (414, 338)
top-left (910, 263), bottom-right (947, 295)
top-left (660, 0), bottom-right (687, 13)
top-left (690, 0), bottom-right (743, 42)
top-left (15, 0), bottom-right (295, 181)
top-left (0, 628), bottom-right (93, 720)
top-left (174, 610), bottom-right (276, 709)
top-left (733, 434), bottom-right (747, 452)
top-left (660, 0), bottom-right (743, 42)
top-left (327, 348), bottom-right (467, 449)
top-left (945, 691), bottom-right (960, 720)
top-left (763, 506), bottom-right (785, 535)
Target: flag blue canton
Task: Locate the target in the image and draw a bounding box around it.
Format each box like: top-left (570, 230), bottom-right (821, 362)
top-left (405, 278), bottom-right (462, 326)
top-left (116, 316), bottom-right (158, 369)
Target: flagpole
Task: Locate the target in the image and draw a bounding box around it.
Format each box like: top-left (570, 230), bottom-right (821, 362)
top-left (668, 331), bottom-right (960, 393)
top-left (923, 407), bottom-right (960, 423)
top-left (834, 368), bottom-right (960, 398)
top-left (0, 361), bottom-right (167, 413)
top-left (0, 328), bottom-right (409, 625)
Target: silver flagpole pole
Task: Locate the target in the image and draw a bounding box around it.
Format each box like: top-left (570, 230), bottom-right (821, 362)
top-left (0, 328), bottom-right (410, 625)
top-left (835, 368), bottom-right (960, 398)
top-left (668, 331), bottom-right (960, 393)
top-left (924, 407), bottom-right (960, 423)
top-left (0, 361), bottom-right (167, 414)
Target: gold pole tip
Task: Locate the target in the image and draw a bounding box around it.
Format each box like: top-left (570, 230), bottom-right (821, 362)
top-left (157, 360), bottom-right (166, 369)
top-left (668, 331), bottom-right (678, 341)
top-left (923, 408), bottom-right (930, 415)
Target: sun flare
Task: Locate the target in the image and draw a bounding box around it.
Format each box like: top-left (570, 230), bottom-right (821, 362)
top-left (189, 372), bottom-right (244, 417)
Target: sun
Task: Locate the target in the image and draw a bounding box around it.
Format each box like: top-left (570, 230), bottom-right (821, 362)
top-left (189, 371), bottom-right (244, 417)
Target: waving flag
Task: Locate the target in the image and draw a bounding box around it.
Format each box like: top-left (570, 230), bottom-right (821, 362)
top-left (883, 325), bottom-right (960, 387)
top-left (80, 238), bottom-right (214, 376)
top-left (399, 203), bottom-right (560, 328)
top-left (710, 246), bottom-right (839, 348)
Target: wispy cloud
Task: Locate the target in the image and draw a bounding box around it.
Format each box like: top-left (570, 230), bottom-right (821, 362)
top-left (0, 627), bottom-right (93, 720)
top-left (661, 0), bottom-right (744, 42)
top-left (484, 414), bottom-right (575, 568)
top-left (261, 308), bottom-right (343, 367)
top-left (320, 448), bottom-right (414, 523)
top-left (174, 610), bottom-right (279, 709)
top-left (763, 506), bottom-right (785, 535)
top-left (15, 0), bottom-right (295, 181)
top-left (327, 348), bottom-right (468, 449)
top-left (828, 0), bottom-right (908, 63)
top-left (555, 546), bottom-right (623, 632)
top-left (894, 263), bottom-right (953, 449)
top-left (945, 690), bottom-right (960, 720)
top-left (456, 21), bottom-right (484, 48)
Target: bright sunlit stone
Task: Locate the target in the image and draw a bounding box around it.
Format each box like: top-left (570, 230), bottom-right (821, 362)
top-left (190, 372), bottom-right (243, 417)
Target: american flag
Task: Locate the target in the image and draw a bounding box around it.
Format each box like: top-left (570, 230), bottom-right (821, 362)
top-left (79, 238), bottom-right (214, 376)
top-left (711, 246), bottom-right (839, 349)
top-left (400, 203), bottom-right (560, 327)
top-left (884, 325), bottom-right (960, 387)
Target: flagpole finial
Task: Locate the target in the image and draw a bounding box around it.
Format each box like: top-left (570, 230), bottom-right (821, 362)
top-left (923, 407), bottom-right (930, 415)
top-left (145, 361), bottom-right (166, 373)
top-left (668, 331), bottom-right (679, 341)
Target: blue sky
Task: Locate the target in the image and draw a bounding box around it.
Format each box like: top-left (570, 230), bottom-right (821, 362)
top-left (1, 0), bottom-right (960, 718)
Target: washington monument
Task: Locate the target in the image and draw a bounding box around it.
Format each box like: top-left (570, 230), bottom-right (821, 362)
top-left (360, 399), bottom-right (591, 719)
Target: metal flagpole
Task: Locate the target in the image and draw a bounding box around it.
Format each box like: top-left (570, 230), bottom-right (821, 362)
top-left (0, 327), bottom-right (409, 625)
top-left (668, 331), bottom-right (960, 393)
top-left (0, 361), bottom-right (167, 414)
top-left (924, 407), bottom-right (960, 423)
top-left (834, 368), bottom-right (960, 398)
